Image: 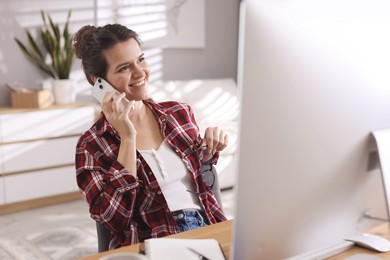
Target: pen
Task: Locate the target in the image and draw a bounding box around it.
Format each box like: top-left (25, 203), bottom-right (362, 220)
top-left (187, 247), bottom-right (211, 260)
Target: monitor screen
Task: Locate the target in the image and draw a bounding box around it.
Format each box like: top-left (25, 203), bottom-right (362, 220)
top-left (232, 0), bottom-right (390, 259)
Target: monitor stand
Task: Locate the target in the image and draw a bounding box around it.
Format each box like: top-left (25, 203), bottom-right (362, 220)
top-left (371, 128), bottom-right (390, 224)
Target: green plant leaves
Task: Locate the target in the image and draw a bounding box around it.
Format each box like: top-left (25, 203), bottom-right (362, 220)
top-left (14, 10), bottom-right (74, 80)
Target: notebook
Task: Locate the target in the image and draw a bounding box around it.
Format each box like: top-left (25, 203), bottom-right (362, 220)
top-left (143, 238), bottom-right (226, 260)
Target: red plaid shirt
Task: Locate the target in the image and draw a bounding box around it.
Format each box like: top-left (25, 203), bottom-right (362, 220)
top-left (75, 99), bottom-right (226, 249)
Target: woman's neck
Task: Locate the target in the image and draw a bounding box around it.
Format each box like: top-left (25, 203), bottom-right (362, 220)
top-left (130, 100), bottom-right (148, 121)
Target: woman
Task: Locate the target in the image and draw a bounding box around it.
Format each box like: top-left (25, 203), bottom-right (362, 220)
top-left (73, 24), bottom-right (228, 249)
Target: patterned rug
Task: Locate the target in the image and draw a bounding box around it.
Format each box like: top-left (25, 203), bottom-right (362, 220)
top-left (0, 227), bottom-right (98, 260)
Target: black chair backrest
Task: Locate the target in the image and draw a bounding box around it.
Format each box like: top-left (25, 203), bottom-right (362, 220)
top-left (96, 221), bottom-right (111, 252)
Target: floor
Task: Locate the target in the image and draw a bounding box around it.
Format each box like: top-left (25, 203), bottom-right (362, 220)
top-left (0, 189), bottom-right (235, 260)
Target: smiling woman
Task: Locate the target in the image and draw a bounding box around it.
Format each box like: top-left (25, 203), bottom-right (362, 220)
top-left (73, 23), bottom-right (229, 251)
top-left (99, 38), bottom-right (150, 102)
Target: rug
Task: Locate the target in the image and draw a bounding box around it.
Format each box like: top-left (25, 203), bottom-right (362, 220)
top-left (0, 227), bottom-right (98, 260)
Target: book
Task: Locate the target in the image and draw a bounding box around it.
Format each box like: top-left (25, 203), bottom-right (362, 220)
top-left (143, 238), bottom-right (226, 260)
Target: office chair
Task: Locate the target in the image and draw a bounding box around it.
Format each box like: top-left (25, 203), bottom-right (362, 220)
top-left (95, 164), bottom-right (223, 252)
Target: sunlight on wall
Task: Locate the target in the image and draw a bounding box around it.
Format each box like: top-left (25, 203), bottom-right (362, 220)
top-left (96, 0), bottom-right (168, 43)
top-left (144, 47), bottom-right (163, 83)
top-left (117, 2), bottom-right (168, 42)
top-left (11, 1), bottom-right (95, 28)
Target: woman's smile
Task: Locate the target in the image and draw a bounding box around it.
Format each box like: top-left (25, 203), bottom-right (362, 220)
top-left (129, 79), bottom-right (145, 88)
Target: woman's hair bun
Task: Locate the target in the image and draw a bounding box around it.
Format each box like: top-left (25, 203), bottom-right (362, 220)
top-left (73, 25), bottom-right (96, 59)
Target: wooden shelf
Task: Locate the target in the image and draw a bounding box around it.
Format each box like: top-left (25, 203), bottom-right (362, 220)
top-left (0, 101), bottom-right (97, 114)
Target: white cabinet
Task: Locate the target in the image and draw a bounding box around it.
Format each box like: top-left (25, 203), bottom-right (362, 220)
top-left (1, 137), bottom-right (79, 173)
top-left (5, 166), bottom-right (77, 203)
top-left (0, 103), bottom-right (96, 207)
top-left (0, 106), bottom-right (94, 142)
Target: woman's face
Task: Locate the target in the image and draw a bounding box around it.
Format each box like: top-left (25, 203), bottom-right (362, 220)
top-left (103, 38), bottom-right (150, 101)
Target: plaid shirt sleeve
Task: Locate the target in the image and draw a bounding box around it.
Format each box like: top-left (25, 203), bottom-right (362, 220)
top-left (75, 126), bottom-right (141, 232)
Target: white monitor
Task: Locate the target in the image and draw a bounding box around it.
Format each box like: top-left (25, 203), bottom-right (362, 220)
top-left (232, 0), bottom-right (390, 259)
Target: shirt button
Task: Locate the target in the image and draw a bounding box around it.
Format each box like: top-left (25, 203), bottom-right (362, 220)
top-left (157, 191), bottom-right (162, 195)
top-left (177, 213), bottom-right (184, 219)
top-left (148, 172), bottom-right (153, 176)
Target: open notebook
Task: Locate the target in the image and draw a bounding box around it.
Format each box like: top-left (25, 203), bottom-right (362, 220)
top-left (144, 238), bottom-right (226, 260)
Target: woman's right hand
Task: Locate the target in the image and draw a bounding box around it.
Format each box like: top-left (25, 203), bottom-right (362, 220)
top-left (101, 91), bottom-right (136, 140)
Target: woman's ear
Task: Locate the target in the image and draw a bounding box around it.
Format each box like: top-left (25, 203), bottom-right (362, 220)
top-left (91, 75), bottom-right (97, 84)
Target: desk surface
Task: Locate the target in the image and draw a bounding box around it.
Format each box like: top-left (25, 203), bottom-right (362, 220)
top-left (80, 220), bottom-right (390, 260)
top-left (79, 220), bottom-right (232, 260)
top-left (328, 223), bottom-right (390, 260)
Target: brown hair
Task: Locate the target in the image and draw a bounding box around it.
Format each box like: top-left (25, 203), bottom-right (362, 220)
top-left (73, 24), bottom-right (141, 85)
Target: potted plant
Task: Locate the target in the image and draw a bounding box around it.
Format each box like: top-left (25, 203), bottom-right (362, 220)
top-left (14, 10), bottom-right (75, 104)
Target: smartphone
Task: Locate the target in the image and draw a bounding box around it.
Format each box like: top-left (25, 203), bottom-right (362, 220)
top-left (92, 77), bottom-right (129, 110)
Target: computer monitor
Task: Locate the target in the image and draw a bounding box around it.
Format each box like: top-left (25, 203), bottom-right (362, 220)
top-left (232, 0), bottom-right (390, 259)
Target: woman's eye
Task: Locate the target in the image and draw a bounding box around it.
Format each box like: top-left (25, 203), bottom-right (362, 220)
top-left (139, 57), bottom-right (145, 63)
top-left (119, 65), bottom-right (130, 72)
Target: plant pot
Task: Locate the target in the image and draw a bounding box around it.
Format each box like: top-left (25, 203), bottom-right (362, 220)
top-left (52, 79), bottom-right (75, 104)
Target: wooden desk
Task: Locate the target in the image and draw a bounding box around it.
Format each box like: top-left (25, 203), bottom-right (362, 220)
top-left (328, 223), bottom-right (390, 259)
top-left (79, 220), bottom-right (232, 260)
top-left (80, 220), bottom-right (390, 260)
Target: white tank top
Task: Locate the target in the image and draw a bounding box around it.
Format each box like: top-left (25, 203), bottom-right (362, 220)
top-left (138, 141), bottom-right (201, 211)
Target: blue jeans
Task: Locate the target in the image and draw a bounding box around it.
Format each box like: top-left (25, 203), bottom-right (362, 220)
top-left (172, 209), bottom-right (209, 232)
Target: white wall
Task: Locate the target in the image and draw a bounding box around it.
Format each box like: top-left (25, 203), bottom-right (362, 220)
top-left (0, 0), bottom-right (240, 106)
top-left (161, 0), bottom-right (240, 80)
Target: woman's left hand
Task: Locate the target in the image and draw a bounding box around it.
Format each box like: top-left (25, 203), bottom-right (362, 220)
top-left (201, 127), bottom-right (229, 161)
